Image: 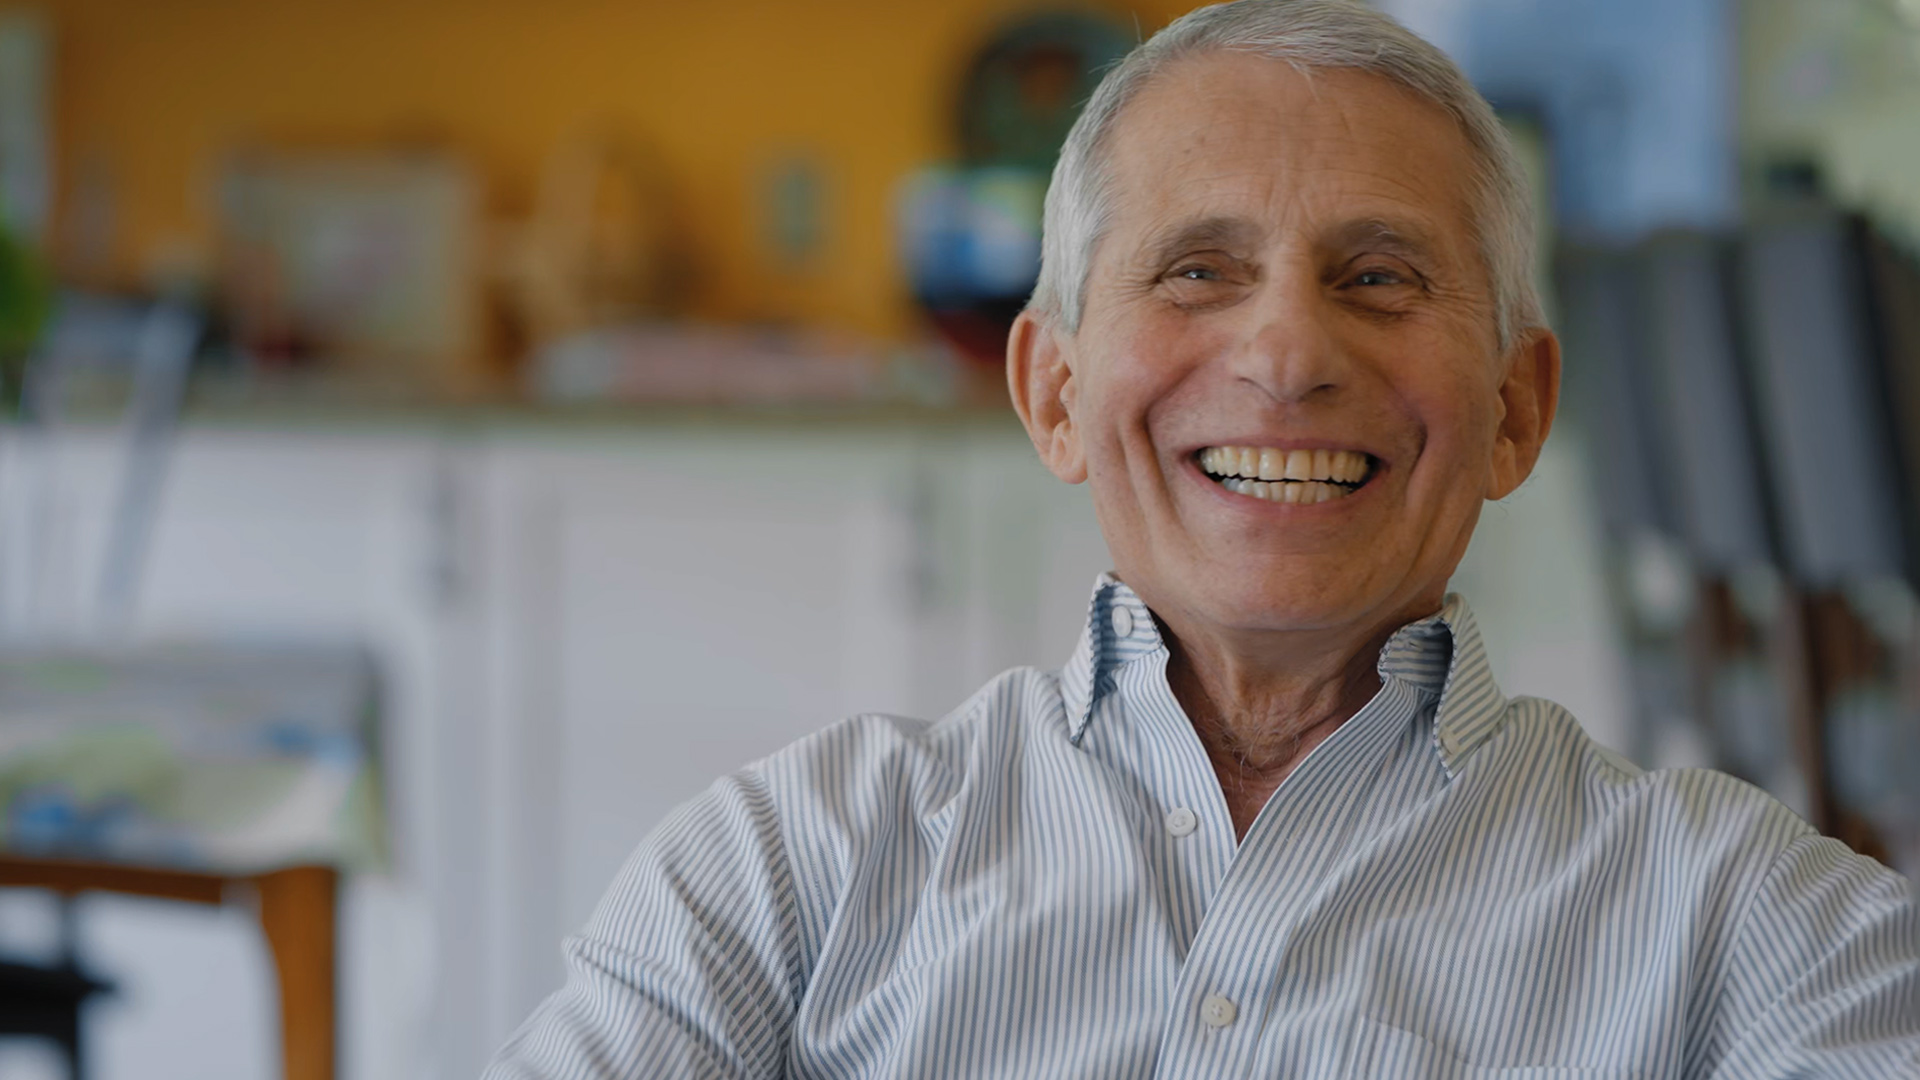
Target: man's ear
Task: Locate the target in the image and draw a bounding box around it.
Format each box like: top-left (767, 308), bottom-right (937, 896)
top-left (1007, 309), bottom-right (1088, 484)
top-left (1487, 327), bottom-right (1561, 501)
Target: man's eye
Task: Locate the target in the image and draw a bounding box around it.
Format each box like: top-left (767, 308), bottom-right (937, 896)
top-left (1172, 266), bottom-right (1220, 281)
top-left (1354, 269), bottom-right (1404, 287)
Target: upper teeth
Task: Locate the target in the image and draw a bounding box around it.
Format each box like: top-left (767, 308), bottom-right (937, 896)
top-left (1199, 446), bottom-right (1370, 484)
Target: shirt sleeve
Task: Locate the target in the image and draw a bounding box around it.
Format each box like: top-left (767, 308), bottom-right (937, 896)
top-left (1707, 832), bottom-right (1920, 1078)
top-left (482, 768), bottom-right (803, 1080)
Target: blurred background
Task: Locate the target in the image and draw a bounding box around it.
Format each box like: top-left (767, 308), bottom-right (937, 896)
top-left (0, 0), bottom-right (1914, 1077)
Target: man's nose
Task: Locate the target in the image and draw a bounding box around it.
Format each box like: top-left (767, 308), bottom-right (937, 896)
top-left (1230, 275), bottom-right (1349, 404)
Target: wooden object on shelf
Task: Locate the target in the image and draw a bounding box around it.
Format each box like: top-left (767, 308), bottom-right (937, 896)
top-left (0, 855), bottom-right (337, 1080)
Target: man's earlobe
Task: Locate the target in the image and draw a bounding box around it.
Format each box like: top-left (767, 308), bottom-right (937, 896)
top-left (1007, 310), bottom-right (1088, 484)
top-left (1487, 327), bottom-right (1562, 500)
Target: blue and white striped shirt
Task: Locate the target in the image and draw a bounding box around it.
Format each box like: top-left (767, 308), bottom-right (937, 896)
top-left (486, 575), bottom-right (1920, 1078)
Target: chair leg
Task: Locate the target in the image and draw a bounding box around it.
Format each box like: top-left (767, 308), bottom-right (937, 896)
top-left (60, 1011), bottom-right (86, 1080)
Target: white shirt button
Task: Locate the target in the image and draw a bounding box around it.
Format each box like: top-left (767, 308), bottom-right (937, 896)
top-left (1165, 806), bottom-right (1198, 837)
top-left (1200, 993), bottom-right (1237, 1028)
top-left (1110, 604), bottom-right (1136, 639)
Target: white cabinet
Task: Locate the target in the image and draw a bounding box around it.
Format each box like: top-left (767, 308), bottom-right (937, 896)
top-left (467, 422), bottom-right (1113, 1041)
top-left (0, 415), bottom-right (1114, 1080)
top-left (472, 428), bottom-right (925, 1034)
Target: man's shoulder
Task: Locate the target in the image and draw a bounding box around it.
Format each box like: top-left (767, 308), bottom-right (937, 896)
top-left (1455, 696), bottom-right (1902, 978)
top-left (1494, 696), bottom-right (1819, 866)
top-left (738, 663), bottom-right (1065, 818)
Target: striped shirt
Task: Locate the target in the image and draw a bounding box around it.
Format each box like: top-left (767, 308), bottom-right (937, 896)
top-left (485, 575), bottom-right (1920, 1078)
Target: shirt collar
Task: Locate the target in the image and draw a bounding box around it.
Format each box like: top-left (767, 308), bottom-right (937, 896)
top-left (1059, 573), bottom-right (1162, 744)
top-left (1059, 573), bottom-right (1509, 775)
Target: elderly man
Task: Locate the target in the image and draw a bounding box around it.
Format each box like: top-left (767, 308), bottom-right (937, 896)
top-left (487, 1), bottom-right (1920, 1076)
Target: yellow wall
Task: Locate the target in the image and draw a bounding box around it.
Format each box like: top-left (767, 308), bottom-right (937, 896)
top-left (36, 0), bottom-right (1202, 342)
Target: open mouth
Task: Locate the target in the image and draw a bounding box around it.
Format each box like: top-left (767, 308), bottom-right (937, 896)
top-left (1196, 445), bottom-right (1376, 505)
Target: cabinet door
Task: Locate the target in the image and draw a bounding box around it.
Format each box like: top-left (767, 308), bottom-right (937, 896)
top-left (476, 427), bottom-right (928, 1030)
top-left (137, 431), bottom-right (452, 1080)
top-left (953, 426), bottom-right (1113, 690)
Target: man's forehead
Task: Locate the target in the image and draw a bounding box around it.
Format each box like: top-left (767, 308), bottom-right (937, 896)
top-left (1098, 53), bottom-right (1476, 251)
top-left (1111, 53), bottom-right (1447, 160)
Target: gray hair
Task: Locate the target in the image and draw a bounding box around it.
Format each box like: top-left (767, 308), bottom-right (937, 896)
top-left (1028, 0), bottom-right (1544, 352)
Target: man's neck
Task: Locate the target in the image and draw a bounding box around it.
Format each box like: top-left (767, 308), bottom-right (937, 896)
top-left (1157, 612), bottom-right (1417, 842)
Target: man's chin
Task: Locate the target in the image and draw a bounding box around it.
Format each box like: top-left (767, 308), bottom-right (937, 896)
top-left (1154, 572), bottom-right (1403, 640)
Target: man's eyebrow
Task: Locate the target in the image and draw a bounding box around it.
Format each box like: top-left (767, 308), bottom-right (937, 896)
top-left (1136, 216), bottom-right (1266, 267)
top-left (1324, 217), bottom-right (1445, 262)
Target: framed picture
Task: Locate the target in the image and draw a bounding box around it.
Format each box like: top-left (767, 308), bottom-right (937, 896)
top-left (217, 151), bottom-right (480, 389)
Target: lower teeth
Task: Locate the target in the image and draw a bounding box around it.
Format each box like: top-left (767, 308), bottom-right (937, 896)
top-left (1219, 477), bottom-right (1353, 504)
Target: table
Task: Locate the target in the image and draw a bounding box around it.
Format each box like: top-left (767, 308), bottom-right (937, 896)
top-left (0, 855), bottom-right (337, 1080)
top-left (0, 641), bottom-right (378, 1079)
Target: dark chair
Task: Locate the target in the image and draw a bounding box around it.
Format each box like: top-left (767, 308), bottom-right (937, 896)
top-left (0, 897), bottom-right (115, 1080)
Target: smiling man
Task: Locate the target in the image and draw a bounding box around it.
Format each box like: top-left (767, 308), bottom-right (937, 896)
top-left (487, 2), bottom-right (1919, 1077)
